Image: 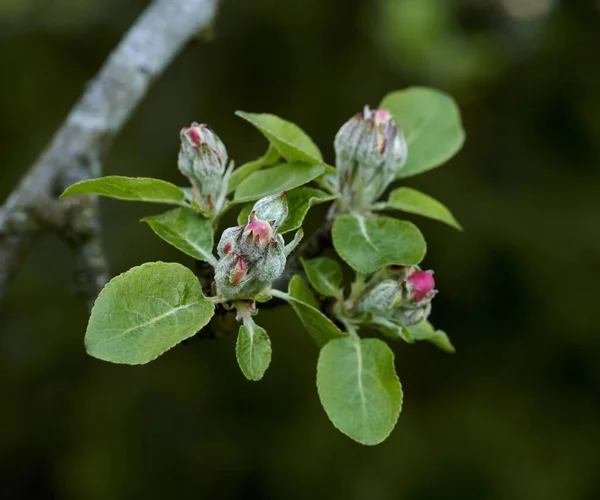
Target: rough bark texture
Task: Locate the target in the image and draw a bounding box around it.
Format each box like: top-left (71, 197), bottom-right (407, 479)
top-left (0, 0), bottom-right (218, 307)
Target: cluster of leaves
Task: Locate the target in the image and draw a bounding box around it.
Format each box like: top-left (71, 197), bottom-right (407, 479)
top-left (61, 87), bottom-right (464, 445)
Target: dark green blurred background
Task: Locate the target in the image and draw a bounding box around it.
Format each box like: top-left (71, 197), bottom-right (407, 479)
top-left (1, 0), bottom-right (599, 498)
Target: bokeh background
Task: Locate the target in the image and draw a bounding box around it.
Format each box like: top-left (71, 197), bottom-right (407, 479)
top-left (1, 0), bottom-right (599, 498)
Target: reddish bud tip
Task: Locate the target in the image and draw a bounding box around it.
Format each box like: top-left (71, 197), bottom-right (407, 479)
top-left (373, 109), bottom-right (392, 126)
top-left (223, 242), bottom-right (233, 254)
top-left (244, 220), bottom-right (273, 248)
top-left (408, 271), bottom-right (435, 302)
top-left (185, 126), bottom-right (202, 146)
top-left (231, 255), bottom-right (248, 285)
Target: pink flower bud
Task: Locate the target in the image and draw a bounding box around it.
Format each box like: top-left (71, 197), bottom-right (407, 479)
top-left (357, 106), bottom-right (405, 170)
top-left (180, 123), bottom-right (227, 162)
top-left (231, 254), bottom-right (248, 285)
top-left (244, 219), bottom-right (273, 248)
top-left (178, 122), bottom-right (229, 208)
top-left (407, 271), bottom-right (436, 303)
top-left (334, 106), bottom-right (408, 211)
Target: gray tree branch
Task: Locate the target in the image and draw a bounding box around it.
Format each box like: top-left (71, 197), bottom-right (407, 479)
top-left (0, 0), bottom-right (218, 307)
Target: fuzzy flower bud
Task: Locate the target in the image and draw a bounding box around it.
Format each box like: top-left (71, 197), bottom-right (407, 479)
top-left (250, 192), bottom-right (289, 230)
top-left (334, 106), bottom-right (408, 211)
top-left (214, 193), bottom-right (289, 301)
top-left (178, 123), bottom-right (229, 211)
top-left (357, 280), bottom-right (403, 315)
top-left (217, 226), bottom-right (244, 258)
top-left (250, 235), bottom-right (287, 286)
top-left (394, 303), bottom-right (432, 326)
top-left (334, 113), bottom-right (369, 186)
top-left (214, 239), bottom-right (286, 301)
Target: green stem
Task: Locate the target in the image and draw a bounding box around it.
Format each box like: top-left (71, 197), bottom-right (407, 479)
top-left (269, 289), bottom-right (292, 301)
top-left (340, 317), bottom-right (360, 338)
top-left (233, 300), bottom-right (260, 327)
top-left (206, 295), bottom-right (227, 304)
top-left (348, 272), bottom-right (366, 306)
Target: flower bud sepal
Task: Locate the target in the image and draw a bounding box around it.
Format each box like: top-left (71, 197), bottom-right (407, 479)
top-left (284, 228), bottom-right (304, 257)
top-left (369, 316), bottom-right (415, 344)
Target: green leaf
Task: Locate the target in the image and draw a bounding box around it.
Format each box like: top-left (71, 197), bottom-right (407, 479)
top-left (278, 276), bottom-right (346, 347)
top-left (228, 159), bottom-right (265, 195)
top-left (236, 111), bottom-right (323, 163)
top-left (280, 188), bottom-right (336, 233)
top-left (234, 163), bottom-right (325, 203)
top-left (289, 273), bottom-right (319, 309)
top-left (142, 208), bottom-right (217, 266)
top-left (236, 320), bottom-right (272, 381)
top-left (236, 187), bottom-right (335, 233)
top-left (85, 262), bottom-right (214, 364)
top-left (405, 321), bottom-right (455, 353)
top-left (236, 204), bottom-right (252, 226)
top-left (284, 228), bottom-right (303, 257)
top-left (317, 336), bottom-right (402, 445)
top-left (332, 214), bottom-right (426, 273)
top-left (386, 187), bottom-right (461, 230)
top-left (228, 146), bottom-right (280, 194)
top-left (379, 87), bottom-right (465, 178)
top-left (61, 176), bottom-right (187, 205)
top-left (301, 257), bottom-right (343, 298)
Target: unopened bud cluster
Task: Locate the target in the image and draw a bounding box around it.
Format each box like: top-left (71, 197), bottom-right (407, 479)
top-left (178, 123), bottom-right (230, 213)
top-left (214, 193), bottom-right (288, 300)
top-left (357, 266), bottom-right (437, 327)
top-left (335, 106), bottom-right (407, 212)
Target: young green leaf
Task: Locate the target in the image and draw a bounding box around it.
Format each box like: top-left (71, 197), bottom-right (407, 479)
top-left (379, 87), bottom-right (465, 179)
top-left (228, 146), bottom-right (280, 194)
top-left (332, 214), bottom-right (426, 273)
top-left (280, 187), bottom-right (336, 233)
top-left (386, 187), bottom-right (461, 230)
top-left (405, 321), bottom-right (455, 353)
top-left (236, 187), bottom-right (335, 233)
top-left (142, 207), bottom-right (217, 266)
top-left (234, 163), bottom-right (325, 203)
top-left (85, 262), bottom-right (214, 364)
top-left (301, 257), bottom-right (343, 298)
top-left (270, 276), bottom-right (345, 347)
top-left (236, 320), bottom-right (272, 381)
top-left (284, 228), bottom-right (303, 257)
top-left (289, 273), bottom-right (320, 309)
top-left (61, 176), bottom-right (187, 205)
top-left (317, 336), bottom-right (402, 445)
top-left (236, 111), bottom-right (323, 164)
